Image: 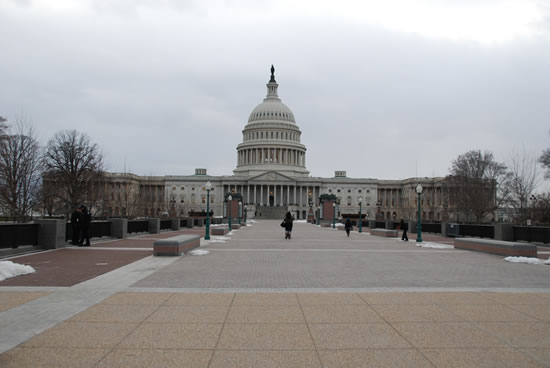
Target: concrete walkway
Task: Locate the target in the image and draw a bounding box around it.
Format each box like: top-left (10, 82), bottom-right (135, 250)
top-left (1, 220), bottom-right (549, 367)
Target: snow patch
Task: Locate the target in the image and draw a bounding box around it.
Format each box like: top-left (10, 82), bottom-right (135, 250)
top-left (0, 261), bottom-right (36, 281)
top-left (416, 242), bottom-right (454, 249)
top-left (189, 249), bottom-right (210, 256)
top-left (504, 256), bottom-right (550, 265)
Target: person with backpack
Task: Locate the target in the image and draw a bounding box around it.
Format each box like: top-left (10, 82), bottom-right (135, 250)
top-left (281, 212), bottom-right (294, 239)
top-left (344, 218), bottom-right (352, 237)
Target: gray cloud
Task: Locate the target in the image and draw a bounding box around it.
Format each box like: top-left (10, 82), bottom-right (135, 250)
top-left (1, 1), bottom-right (549, 185)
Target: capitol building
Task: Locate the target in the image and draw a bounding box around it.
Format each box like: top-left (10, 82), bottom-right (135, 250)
top-left (100, 67), bottom-right (453, 222)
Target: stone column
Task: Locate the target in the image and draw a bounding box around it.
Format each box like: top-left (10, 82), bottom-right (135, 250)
top-left (260, 185), bottom-right (264, 205)
top-left (254, 185), bottom-right (257, 204)
top-left (294, 185), bottom-right (297, 204)
top-left (494, 223), bottom-right (514, 241)
top-left (287, 185), bottom-right (290, 205)
top-left (171, 218), bottom-right (180, 231)
top-left (148, 218), bottom-right (160, 234)
top-left (109, 218), bottom-right (128, 239)
top-left (273, 184), bottom-right (277, 206)
top-left (281, 185), bottom-right (284, 206)
top-left (36, 219), bottom-right (66, 249)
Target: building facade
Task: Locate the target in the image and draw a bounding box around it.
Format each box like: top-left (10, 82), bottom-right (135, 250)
top-left (98, 67), bottom-right (455, 222)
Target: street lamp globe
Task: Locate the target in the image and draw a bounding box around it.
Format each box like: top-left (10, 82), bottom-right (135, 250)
top-left (358, 197), bottom-right (363, 233)
top-left (416, 184), bottom-right (423, 195)
top-left (205, 181), bottom-right (212, 191)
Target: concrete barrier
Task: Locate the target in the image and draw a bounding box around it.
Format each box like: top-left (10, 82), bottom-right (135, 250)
top-left (211, 227), bottom-right (229, 236)
top-left (230, 223), bottom-right (241, 230)
top-left (370, 229), bottom-right (398, 237)
top-left (153, 234), bottom-right (200, 256)
top-left (454, 238), bottom-right (537, 257)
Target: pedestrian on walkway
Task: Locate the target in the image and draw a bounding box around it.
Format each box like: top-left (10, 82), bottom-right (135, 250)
top-left (281, 211), bottom-right (294, 239)
top-left (344, 218), bottom-right (352, 237)
top-left (70, 206), bottom-right (81, 245)
top-left (79, 205), bottom-right (92, 246)
top-left (399, 219), bottom-right (408, 241)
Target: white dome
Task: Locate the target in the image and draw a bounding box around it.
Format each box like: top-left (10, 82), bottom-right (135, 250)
top-left (248, 101), bottom-right (295, 123)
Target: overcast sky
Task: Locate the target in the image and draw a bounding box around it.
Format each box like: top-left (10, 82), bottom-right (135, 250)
top-left (1, 0), bottom-right (549, 183)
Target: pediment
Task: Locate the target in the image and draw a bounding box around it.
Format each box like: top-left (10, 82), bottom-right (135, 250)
top-left (249, 171), bottom-right (295, 182)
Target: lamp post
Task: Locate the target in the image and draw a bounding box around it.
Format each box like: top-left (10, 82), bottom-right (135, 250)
top-left (332, 202), bottom-right (336, 229)
top-left (358, 197), bottom-right (363, 233)
top-left (205, 181), bottom-right (212, 240)
top-left (227, 194), bottom-right (232, 231)
top-left (416, 184), bottom-right (423, 243)
top-left (238, 200), bottom-right (242, 224)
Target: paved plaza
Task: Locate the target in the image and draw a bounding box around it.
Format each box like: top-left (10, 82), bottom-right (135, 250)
top-left (1, 220), bottom-right (550, 367)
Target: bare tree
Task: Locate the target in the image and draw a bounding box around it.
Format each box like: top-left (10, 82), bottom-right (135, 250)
top-left (0, 116), bottom-right (7, 137)
top-left (0, 119), bottom-right (43, 222)
top-left (504, 147), bottom-right (540, 223)
top-left (43, 130), bottom-right (104, 218)
top-left (539, 130), bottom-right (550, 178)
top-left (448, 150), bottom-right (507, 223)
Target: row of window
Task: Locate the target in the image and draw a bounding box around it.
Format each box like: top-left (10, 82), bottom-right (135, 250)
top-left (243, 130), bottom-right (299, 142)
top-left (328, 188), bottom-right (371, 194)
top-left (252, 111), bottom-right (292, 120)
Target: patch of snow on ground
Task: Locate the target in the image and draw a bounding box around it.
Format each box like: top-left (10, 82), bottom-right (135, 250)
top-left (0, 261), bottom-right (35, 281)
top-left (247, 219), bottom-right (257, 224)
top-left (296, 220), bottom-right (307, 223)
top-left (227, 231), bottom-right (234, 235)
top-left (504, 256), bottom-right (550, 265)
top-left (416, 242), bottom-right (454, 249)
top-left (209, 236), bottom-right (230, 243)
top-left (189, 249), bottom-right (210, 256)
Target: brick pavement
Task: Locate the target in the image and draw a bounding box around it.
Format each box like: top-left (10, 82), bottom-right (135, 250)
top-left (0, 220), bottom-right (549, 367)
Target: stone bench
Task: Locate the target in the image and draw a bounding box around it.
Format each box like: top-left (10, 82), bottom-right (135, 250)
top-left (230, 224), bottom-right (241, 230)
top-left (321, 223), bottom-right (332, 228)
top-left (370, 229), bottom-right (398, 237)
top-left (454, 238), bottom-right (537, 257)
top-left (211, 227), bottom-right (229, 236)
top-left (153, 234), bottom-right (200, 256)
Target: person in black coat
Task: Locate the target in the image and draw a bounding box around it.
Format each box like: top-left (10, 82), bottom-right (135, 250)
top-left (344, 218), bottom-right (352, 237)
top-left (70, 207), bottom-right (81, 245)
top-left (282, 212), bottom-right (294, 239)
top-left (79, 205), bottom-right (92, 246)
top-left (399, 219), bottom-right (408, 241)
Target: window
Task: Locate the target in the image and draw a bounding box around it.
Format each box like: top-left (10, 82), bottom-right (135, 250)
top-left (192, 187), bottom-right (195, 191)
top-left (202, 196), bottom-right (206, 204)
top-left (181, 186), bottom-right (184, 190)
top-left (367, 189), bottom-right (370, 193)
top-left (347, 196), bottom-right (352, 205)
top-left (348, 190), bottom-right (351, 193)
top-left (358, 189), bottom-right (362, 193)
top-left (337, 189), bottom-right (341, 193)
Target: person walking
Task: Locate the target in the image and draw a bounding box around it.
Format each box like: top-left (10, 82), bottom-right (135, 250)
top-left (344, 218), bottom-right (352, 237)
top-left (70, 206), bottom-right (81, 245)
top-left (282, 212), bottom-right (294, 239)
top-left (79, 205), bottom-right (92, 246)
top-left (399, 219), bottom-right (408, 241)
